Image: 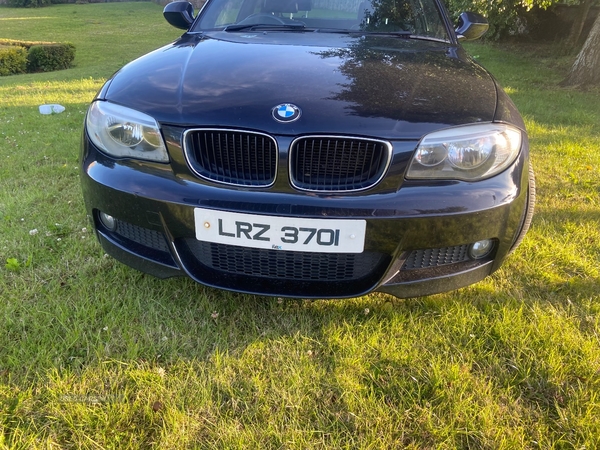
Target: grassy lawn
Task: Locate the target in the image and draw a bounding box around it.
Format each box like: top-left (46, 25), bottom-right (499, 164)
top-left (1, 2), bottom-right (600, 448)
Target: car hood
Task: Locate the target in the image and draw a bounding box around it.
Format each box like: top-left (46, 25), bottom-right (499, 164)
top-left (104, 32), bottom-right (498, 140)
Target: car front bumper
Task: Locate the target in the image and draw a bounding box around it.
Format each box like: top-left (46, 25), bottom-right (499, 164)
top-left (80, 133), bottom-right (530, 299)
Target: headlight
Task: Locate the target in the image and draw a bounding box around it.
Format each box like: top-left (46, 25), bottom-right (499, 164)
top-left (406, 123), bottom-right (522, 180)
top-left (85, 101), bottom-right (169, 163)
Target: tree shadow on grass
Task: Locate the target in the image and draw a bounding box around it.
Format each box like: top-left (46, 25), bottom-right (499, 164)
top-left (3, 256), bottom-right (600, 447)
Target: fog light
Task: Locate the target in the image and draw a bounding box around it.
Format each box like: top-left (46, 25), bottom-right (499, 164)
top-left (99, 212), bottom-right (117, 231)
top-left (469, 239), bottom-right (493, 259)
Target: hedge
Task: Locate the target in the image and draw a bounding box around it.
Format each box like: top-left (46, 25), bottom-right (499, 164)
top-left (27, 43), bottom-right (76, 72)
top-left (0, 39), bottom-right (75, 76)
top-left (5, 0), bottom-right (52, 7)
top-left (0, 45), bottom-right (28, 76)
top-left (0, 38), bottom-right (58, 49)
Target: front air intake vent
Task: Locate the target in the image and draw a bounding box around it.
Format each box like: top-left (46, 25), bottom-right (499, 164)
top-left (184, 129), bottom-right (278, 187)
top-left (289, 136), bottom-right (391, 192)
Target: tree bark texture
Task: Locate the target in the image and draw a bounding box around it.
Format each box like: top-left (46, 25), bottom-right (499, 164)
top-left (565, 0), bottom-right (594, 50)
top-left (562, 12), bottom-right (600, 87)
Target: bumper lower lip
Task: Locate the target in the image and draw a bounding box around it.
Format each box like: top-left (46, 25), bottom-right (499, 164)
top-left (96, 228), bottom-right (495, 299)
top-left (81, 138), bottom-right (529, 299)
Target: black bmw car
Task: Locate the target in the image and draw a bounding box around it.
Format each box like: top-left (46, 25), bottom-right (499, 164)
top-left (80, 0), bottom-right (535, 299)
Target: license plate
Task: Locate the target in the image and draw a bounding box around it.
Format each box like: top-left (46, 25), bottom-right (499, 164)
top-left (194, 208), bottom-right (366, 253)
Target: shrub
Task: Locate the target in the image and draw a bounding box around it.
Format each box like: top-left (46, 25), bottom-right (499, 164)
top-left (0, 39), bottom-right (56, 49)
top-left (445, 0), bottom-right (519, 39)
top-left (0, 40), bottom-right (76, 74)
top-left (6, 0), bottom-right (53, 7)
top-left (444, 0), bottom-right (561, 40)
top-left (0, 45), bottom-right (28, 76)
top-left (27, 43), bottom-right (76, 72)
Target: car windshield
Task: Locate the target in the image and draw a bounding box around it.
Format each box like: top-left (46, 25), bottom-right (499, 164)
top-left (192, 0), bottom-right (449, 40)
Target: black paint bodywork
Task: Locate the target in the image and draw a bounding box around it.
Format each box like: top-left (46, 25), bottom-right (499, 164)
top-left (80, 4), bottom-right (531, 299)
top-left (101, 33), bottom-right (501, 138)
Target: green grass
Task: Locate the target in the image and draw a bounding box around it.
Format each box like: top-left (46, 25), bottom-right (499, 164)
top-left (1, 3), bottom-right (600, 448)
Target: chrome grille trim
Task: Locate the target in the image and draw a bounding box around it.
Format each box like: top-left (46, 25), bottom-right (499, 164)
top-left (289, 135), bottom-right (392, 192)
top-left (183, 128), bottom-right (278, 187)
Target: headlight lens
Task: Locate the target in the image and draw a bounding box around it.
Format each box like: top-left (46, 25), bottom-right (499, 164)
top-left (406, 123), bottom-right (522, 180)
top-left (86, 101), bottom-right (168, 163)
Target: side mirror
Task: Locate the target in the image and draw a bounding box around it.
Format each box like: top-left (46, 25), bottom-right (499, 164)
top-left (164, 1), bottom-right (195, 30)
top-left (455, 12), bottom-right (488, 41)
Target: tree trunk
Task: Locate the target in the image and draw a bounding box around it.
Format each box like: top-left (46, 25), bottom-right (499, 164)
top-left (565, 0), bottom-right (594, 50)
top-left (561, 12), bottom-right (600, 87)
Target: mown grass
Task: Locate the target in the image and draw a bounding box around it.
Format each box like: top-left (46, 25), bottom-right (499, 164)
top-left (1, 3), bottom-right (599, 448)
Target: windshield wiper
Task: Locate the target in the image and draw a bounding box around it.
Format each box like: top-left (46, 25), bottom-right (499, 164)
top-left (314, 29), bottom-right (413, 37)
top-left (224, 23), bottom-right (305, 32)
top-left (311, 28), bottom-right (352, 34)
top-left (362, 31), bottom-right (449, 42)
top-left (360, 31), bottom-right (413, 37)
